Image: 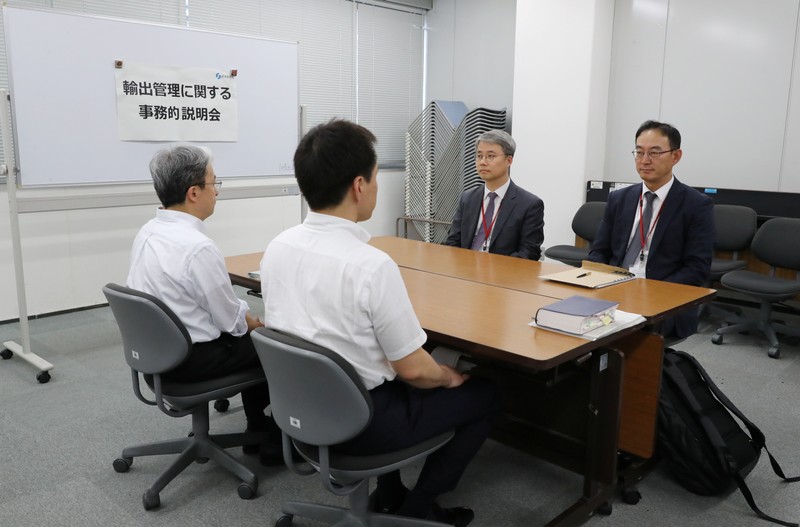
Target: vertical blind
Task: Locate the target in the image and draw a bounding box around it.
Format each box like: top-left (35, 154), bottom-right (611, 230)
top-left (0, 0), bottom-right (425, 168)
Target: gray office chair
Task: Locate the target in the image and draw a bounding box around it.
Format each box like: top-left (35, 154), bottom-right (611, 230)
top-left (251, 327), bottom-right (454, 527)
top-left (544, 201), bottom-right (606, 266)
top-left (103, 283), bottom-right (265, 510)
top-left (711, 218), bottom-right (800, 358)
top-left (701, 204), bottom-right (758, 319)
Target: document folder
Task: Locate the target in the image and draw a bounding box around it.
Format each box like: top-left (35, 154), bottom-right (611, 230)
top-left (540, 260), bottom-right (636, 289)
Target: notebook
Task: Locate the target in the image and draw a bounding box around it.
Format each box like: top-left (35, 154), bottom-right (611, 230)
top-left (540, 260), bottom-right (636, 289)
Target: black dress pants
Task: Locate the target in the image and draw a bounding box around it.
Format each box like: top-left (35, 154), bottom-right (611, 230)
top-left (337, 377), bottom-right (500, 498)
top-left (164, 332), bottom-right (270, 430)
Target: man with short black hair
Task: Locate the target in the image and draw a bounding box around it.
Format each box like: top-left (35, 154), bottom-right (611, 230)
top-left (445, 129), bottom-right (544, 260)
top-left (589, 120), bottom-right (714, 339)
top-left (127, 144), bottom-right (282, 465)
top-left (261, 120), bottom-right (499, 527)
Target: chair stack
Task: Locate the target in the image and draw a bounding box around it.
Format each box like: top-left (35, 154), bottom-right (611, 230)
top-left (405, 100), bottom-right (506, 243)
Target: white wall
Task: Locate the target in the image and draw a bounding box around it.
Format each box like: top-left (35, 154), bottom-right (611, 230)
top-left (0, 181), bottom-right (301, 322)
top-left (425, 0), bottom-right (516, 113)
top-left (606, 0), bottom-right (800, 192)
top-left (511, 0), bottom-right (615, 251)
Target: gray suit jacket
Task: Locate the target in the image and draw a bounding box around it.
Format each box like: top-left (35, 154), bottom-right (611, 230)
top-left (444, 180), bottom-right (544, 260)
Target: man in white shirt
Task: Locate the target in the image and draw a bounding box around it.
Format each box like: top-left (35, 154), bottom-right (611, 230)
top-left (261, 120), bottom-right (500, 527)
top-left (127, 144), bottom-right (282, 465)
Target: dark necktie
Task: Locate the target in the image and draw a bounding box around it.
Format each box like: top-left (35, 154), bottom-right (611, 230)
top-left (621, 191), bottom-right (656, 269)
top-left (470, 192), bottom-right (497, 251)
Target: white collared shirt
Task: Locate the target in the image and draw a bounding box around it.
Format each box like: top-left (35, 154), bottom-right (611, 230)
top-left (127, 208), bottom-right (249, 343)
top-left (260, 212), bottom-right (426, 390)
top-left (625, 176), bottom-right (674, 271)
top-left (473, 178), bottom-right (511, 242)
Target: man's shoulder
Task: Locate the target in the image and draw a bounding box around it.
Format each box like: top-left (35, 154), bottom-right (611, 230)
top-left (669, 179), bottom-right (713, 207)
top-left (508, 180), bottom-right (543, 205)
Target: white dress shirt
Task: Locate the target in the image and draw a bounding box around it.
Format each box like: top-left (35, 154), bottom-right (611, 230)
top-left (127, 208), bottom-right (249, 343)
top-left (260, 212), bottom-right (427, 390)
top-left (625, 176), bottom-right (674, 269)
top-left (473, 178), bottom-right (511, 243)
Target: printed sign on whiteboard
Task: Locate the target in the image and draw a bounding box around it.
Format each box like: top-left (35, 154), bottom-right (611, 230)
top-left (115, 62), bottom-right (238, 141)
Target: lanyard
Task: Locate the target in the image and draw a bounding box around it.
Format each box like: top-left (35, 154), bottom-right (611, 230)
top-left (480, 195), bottom-right (500, 249)
top-left (637, 193), bottom-right (664, 261)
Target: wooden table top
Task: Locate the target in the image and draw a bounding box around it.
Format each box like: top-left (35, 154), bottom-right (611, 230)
top-left (370, 236), bottom-right (716, 319)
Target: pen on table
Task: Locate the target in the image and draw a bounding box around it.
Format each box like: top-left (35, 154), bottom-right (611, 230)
top-left (576, 272), bottom-right (591, 278)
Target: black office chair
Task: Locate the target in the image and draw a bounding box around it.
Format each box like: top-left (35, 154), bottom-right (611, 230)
top-left (701, 204), bottom-right (758, 319)
top-left (711, 218), bottom-right (800, 358)
top-left (544, 201), bottom-right (606, 266)
top-left (251, 327), bottom-right (454, 527)
top-left (103, 283), bottom-right (265, 510)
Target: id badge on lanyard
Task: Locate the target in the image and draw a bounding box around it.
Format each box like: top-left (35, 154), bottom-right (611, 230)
top-left (629, 252), bottom-right (647, 278)
top-left (480, 238), bottom-right (491, 253)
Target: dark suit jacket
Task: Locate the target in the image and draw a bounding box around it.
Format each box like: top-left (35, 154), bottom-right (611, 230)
top-left (444, 180), bottom-right (544, 260)
top-left (588, 178), bottom-right (714, 338)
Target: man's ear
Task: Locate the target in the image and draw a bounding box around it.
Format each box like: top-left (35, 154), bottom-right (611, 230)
top-left (353, 175), bottom-right (365, 199)
top-left (185, 185), bottom-right (199, 204)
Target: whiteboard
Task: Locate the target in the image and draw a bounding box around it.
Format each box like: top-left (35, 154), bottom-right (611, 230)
top-left (3, 6), bottom-right (298, 186)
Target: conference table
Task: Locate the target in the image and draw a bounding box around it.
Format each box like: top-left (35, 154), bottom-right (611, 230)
top-left (225, 237), bottom-right (715, 527)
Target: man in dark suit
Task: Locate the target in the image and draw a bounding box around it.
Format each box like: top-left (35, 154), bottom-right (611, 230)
top-left (588, 120), bottom-right (714, 339)
top-left (444, 130), bottom-right (544, 260)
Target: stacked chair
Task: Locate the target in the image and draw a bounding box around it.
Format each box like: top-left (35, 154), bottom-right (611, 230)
top-left (405, 100), bottom-right (506, 244)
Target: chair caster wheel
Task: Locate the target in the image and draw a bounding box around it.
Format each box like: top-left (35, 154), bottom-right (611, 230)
top-left (768, 347), bottom-right (781, 359)
top-left (36, 371), bottom-right (51, 383)
top-left (711, 334), bottom-right (723, 345)
top-left (622, 488), bottom-right (641, 505)
top-left (276, 514), bottom-right (294, 527)
top-left (113, 457), bottom-right (132, 473)
top-left (596, 501), bottom-right (612, 515)
top-left (143, 489), bottom-right (160, 510)
top-left (0, 348), bottom-right (12, 360)
top-left (238, 482), bottom-right (257, 500)
top-left (214, 398), bottom-right (230, 412)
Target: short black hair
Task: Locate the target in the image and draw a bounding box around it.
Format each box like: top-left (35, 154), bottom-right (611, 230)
top-left (293, 119), bottom-right (377, 211)
top-left (636, 120), bottom-right (681, 150)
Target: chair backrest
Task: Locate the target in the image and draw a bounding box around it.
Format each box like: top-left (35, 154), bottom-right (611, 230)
top-left (572, 201), bottom-right (606, 242)
top-left (251, 327), bottom-right (372, 447)
top-left (751, 218), bottom-right (800, 270)
top-left (713, 204), bottom-right (757, 252)
top-left (102, 283), bottom-right (192, 375)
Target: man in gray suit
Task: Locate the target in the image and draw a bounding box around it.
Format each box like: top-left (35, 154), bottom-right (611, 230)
top-left (444, 130), bottom-right (544, 260)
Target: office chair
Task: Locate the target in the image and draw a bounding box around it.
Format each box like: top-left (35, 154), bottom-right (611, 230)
top-left (251, 327), bottom-right (454, 527)
top-left (700, 204), bottom-right (758, 319)
top-left (711, 218), bottom-right (800, 358)
top-left (103, 283), bottom-right (266, 510)
top-left (544, 201), bottom-right (606, 266)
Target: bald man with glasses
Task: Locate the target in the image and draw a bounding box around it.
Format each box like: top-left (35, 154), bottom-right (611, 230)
top-left (588, 120), bottom-right (714, 339)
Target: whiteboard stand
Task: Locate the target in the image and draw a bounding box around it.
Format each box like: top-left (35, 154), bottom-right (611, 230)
top-left (0, 89), bottom-right (54, 384)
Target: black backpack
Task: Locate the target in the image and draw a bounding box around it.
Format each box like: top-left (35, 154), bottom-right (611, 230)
top-left (657, 348), bottom-right (799, 526)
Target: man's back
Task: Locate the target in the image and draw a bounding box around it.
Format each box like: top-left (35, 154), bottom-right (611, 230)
top-left (261, 212), bottom-right (426, 390)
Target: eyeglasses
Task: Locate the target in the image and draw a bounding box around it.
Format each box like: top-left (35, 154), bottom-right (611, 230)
top-left (475, 153), bottom-right (508, 162)
top-left (186, 180), bottom-right (222, 193)
top-left (632, 149), bottom-right (676, 160)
